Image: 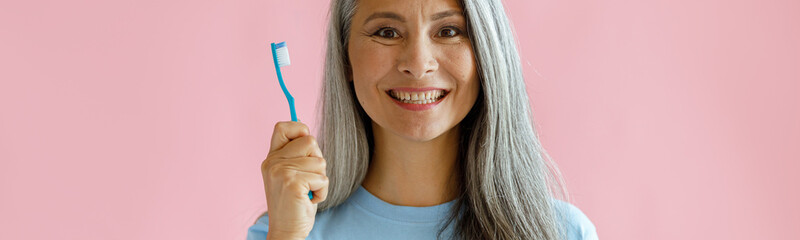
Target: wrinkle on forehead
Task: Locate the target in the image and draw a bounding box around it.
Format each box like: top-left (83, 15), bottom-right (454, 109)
top-left (356, 0), bottom-right (463, 23)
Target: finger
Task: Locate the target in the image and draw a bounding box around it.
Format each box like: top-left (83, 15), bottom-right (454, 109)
top-left (269, 156), bottom-right (327, 176)
top-left (269, 121), bottom-right (310, 152)
top-left (283, 171), bottom-right (328, 203)
top-left (302, 172), bottom-right (329, 205)
top-left (277, 135), bottom-right (324, 158)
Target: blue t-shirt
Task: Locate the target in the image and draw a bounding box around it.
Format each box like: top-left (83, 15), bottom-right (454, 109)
top-left (247, 186), bottom-right (598, 240)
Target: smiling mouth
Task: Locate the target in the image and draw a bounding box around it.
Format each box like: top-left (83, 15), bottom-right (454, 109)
top-left (386, 89), bottom-right (449, 104)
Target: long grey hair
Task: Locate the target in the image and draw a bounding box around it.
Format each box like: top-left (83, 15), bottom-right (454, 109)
top-left (265, 0), bottom-right (571, 239)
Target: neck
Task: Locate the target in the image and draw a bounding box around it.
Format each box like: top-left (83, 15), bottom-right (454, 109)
top-left (361, 121), bottom-right (461, 207)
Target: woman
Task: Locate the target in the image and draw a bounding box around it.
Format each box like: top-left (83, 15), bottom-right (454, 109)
top-left (249, 0), bottom-right (598, 239)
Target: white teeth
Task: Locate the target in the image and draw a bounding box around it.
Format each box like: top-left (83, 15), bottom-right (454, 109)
top-left (389, 89), bottom-right (447, 104)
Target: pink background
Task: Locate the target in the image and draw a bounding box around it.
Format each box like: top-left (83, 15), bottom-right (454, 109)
top-left (1, 0), bottom-right (798, 239)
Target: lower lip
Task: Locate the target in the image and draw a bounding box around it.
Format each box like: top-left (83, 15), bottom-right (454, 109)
top-left (388, 93), bottom-right (447, 111)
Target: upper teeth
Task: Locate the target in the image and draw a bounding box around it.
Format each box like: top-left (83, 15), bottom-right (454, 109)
top-left (390, 90), bottom-right (445, 103)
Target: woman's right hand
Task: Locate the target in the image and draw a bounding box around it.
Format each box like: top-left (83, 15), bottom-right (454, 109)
top-left (261, 121), bottom-right (329, 240)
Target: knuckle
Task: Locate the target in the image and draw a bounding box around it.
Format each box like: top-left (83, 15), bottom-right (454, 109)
top-left (284, 176), bottom-right (304, 189)
top-left (274, 121), bottom-right (287, 132)
top-left (278, 169), bottom-right (296, 181)
top-left (304, 135), bottom-right (317, 146)
top-left (314, 157), bottom-right (328, 169)
top-left (322, 175), bottom-right (329, 183)
top-left (266, 165), bottom-right (280, 178)
top-left (267, 165), bottom-right (291, 179)
top-left (316, 157), bottom-right (327, 168)
top-left (260, 158), bottom-right (270, 170)
top-left (280, 178), bottom-right (295, 190)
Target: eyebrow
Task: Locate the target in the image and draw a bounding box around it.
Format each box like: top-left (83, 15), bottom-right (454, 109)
top-left (363, 9), bottom-right (462, 24)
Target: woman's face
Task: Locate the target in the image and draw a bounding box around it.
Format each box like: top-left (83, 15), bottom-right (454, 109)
top-left (347, 0), bottom-right (480, 142)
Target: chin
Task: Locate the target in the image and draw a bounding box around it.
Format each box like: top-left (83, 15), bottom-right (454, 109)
top-left (388, 120), bottom-right (453, 142)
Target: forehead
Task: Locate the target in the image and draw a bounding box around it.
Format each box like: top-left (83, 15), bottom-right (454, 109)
top-left (353, 0), bottom-right (463, 21)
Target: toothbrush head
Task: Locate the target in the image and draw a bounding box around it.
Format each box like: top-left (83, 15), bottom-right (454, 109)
top-left (274, 41), bottom-right (291, 67)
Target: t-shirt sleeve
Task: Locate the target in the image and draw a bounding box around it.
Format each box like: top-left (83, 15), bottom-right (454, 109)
top-left (246, 214), bottom-right (269, 240)
top-left (554, 200), bottom-right (599, 240)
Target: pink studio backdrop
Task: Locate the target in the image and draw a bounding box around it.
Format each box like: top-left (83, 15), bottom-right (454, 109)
top-left (1, 0), bottom-right (798, 239)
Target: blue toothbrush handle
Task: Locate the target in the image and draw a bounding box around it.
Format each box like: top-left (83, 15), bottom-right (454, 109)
top-left (287, 97), bottom-right (297, 122)
top-left (284, 99), bottom-right (308, 199)
top-left (270, 42), bottom-right (312, 200)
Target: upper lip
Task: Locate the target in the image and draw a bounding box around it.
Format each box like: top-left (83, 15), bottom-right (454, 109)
top-left (385, 87), bottom-right (450, 93)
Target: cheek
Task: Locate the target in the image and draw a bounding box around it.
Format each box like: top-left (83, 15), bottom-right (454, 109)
top-left (348, 40), bottom-right (395, 107)
top-left (446, 46), bottom-right (480, 101)
top-left (349, 44), bottom-right (377, 96)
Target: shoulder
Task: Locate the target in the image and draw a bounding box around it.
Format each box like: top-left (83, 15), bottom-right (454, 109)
top-left (551, 199), bottom-right (599, 240)
top-left (246, 213), bottom-right (270, 240)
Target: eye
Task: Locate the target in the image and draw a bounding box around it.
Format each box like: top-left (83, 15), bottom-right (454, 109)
top-left (373, 27), bottom-right (400, 39)
top-left (437, 27), bottom-right (462, 38)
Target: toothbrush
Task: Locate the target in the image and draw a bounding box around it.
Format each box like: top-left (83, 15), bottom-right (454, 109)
top-left (270, 41), bottom-right (313, 200)
top-left (270, 41), bottom-right (297, 121)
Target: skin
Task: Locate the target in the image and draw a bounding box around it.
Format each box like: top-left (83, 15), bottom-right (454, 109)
top-left (263, 122), bottom-right (328, 240)
top-left (261, 0), bottom-right (479, 238)
top-left (348, 0), bottom-right (480, 207)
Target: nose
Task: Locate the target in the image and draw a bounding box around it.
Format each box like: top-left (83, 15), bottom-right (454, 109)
top-left (397, 36), bottom-right (439, 79)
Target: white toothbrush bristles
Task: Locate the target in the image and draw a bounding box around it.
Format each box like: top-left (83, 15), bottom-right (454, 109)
top-left (275, 42), bottom-right (291, 67)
